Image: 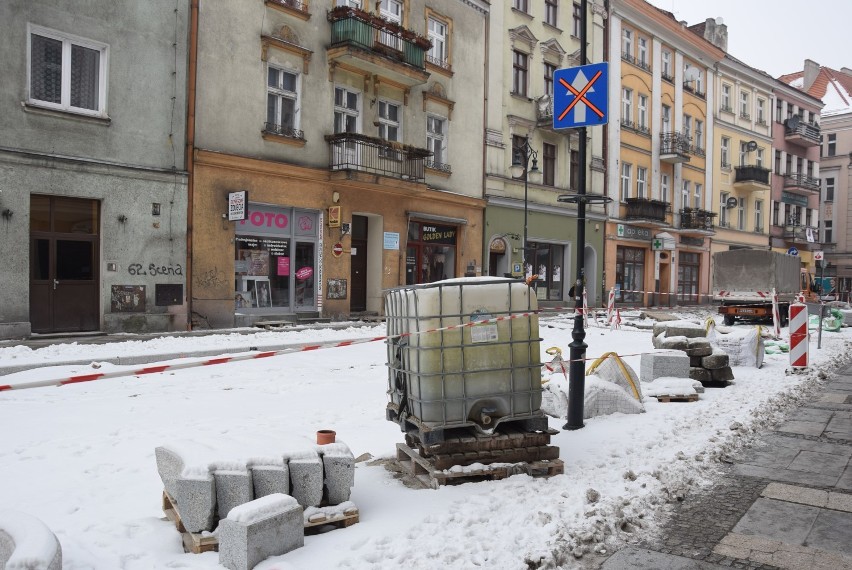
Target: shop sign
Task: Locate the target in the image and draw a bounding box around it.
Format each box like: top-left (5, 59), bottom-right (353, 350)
top-left (781, 191), bottom-right (808, 207)
top-left (277, 257), bottom-right (290, 276)
top-left (228, 190), bottom-right (248, 221)
top-left (239, 203), bottom-right (289, 237)
top-left (332, 242), bottom-right (344, 257)
top-left (421, 224), bottom-right (456, 244)
top-left (383, 232), bottom-right (400, 250)
top-left (328, 206), bottom-right (341, 228)
top-left (616, 224), bottom-right (651, 241)
top-left (296, 266), bottom-right (313, 281)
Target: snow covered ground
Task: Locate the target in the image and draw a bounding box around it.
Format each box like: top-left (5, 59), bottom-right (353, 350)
top-left (1, 312), bottom-right (850, 569)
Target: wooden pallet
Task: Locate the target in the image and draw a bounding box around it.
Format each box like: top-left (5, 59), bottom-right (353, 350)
top-left (653, 393), bottom-right (699, 403)
top-left (407, 424), bottom-right (558, 459)
top-left (395, 443), bottom-right (564, 489)
top-left (162, 491), bottom-right (359, 552)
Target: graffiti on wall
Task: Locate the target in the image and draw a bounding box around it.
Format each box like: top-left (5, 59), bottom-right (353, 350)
top-left (128, 263), bottom-right (184, 276)
top-left (195, 266), bottom-right (227, 289)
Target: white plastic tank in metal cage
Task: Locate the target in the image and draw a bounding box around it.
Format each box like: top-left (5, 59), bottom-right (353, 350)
top-left (385, 277), bottom-right (546, 444)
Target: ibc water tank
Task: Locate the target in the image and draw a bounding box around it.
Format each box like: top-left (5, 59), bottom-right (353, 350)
top-left (385, 277), bottom-right (545, 442)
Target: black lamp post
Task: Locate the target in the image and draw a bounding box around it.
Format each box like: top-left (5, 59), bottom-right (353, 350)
top-left (510, 137), bottom-right (542, 273)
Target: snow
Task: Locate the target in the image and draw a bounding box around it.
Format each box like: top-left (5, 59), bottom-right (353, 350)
top-left (821, 80), bottom-right (852, 116)
top-left (226, 494), bottom-right (297, 524)
top-left (0, 509), bottom-right (60, 568)
top-left (0, 313), bottom-right (850, 569)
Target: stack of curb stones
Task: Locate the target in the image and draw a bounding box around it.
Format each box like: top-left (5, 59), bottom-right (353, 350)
top-left (651, 321), bottom-right (734, 386)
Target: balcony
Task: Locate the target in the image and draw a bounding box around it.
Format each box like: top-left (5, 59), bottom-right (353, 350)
top-left (783, 173), bottom-right (821, 194)
top-left (265, 0), bottom-right (310, 20)
top-left (679, 208), bottom-right (716, 234)
top-left (625, 198), bottom-right (669, 226)
top-left (733, 164), bottom-right (771, 192)
top-left (784, 120), bottom-right (821, 147)
top-left (325, 132), bottom-right (430, 182)
top-left (659, 132), bottom-right (691, 163)
top-left (327, 6), bottom-right (430, 88)
top-left (620, 119), bottom-right (650, 137)
top-left (782, 224), bottom-right (819, 244)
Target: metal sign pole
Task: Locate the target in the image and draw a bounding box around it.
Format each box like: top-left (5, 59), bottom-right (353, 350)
top-left (818, 259), bottom-right (826, 349)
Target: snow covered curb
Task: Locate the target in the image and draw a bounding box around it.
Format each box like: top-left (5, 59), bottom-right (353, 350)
top-left (0, 510), bottom-right (62, 570)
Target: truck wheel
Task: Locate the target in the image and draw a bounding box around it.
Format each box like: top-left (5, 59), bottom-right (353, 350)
top-left (723, 315), bottom-right (735, 326)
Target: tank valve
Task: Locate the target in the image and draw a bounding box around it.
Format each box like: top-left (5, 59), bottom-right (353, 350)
top-left (480, 413), bottom-right (492, 425)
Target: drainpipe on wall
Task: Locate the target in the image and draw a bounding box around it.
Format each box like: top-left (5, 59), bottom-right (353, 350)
top-left (481, 9), bottom-right (489, 274)
top-left (185, 0), bottom-right (199, 330)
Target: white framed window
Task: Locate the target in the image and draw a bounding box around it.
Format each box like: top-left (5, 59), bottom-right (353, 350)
top-left (637, 94), bottom-right (648, 129)
top-left (683, 114), bottom-right (692, 141)
top-left (825, 177), bottom-right (835, 201)
top-left (757, 98), bottom-right (766, 124)
top-left (695, 120), bottom-right (703, 151)
top-left (512, 50), bottom-right (528, 96)
top-left (637, 37), bottom-right (647, 67)
top-left (824, 220), bottom-right (833, 243)
top-left (721, 137), bottom-right (730, 167)
top-left (739, 141), bottom-right (749, 166)
top-left (637, 167), bottom-right (647, 199)
top-left (336, 0), bottom-right (362, 6)
top-left (754, 200), bottom-right (763, 231)
top-left (661, 104), bottom-right (671, 132)
top-left (427, 17), bottom-right (448, 66)
top-left (572, 3), bottom-right (582, 37)
top-left (756, 148), bottom-right (765, 168)
top-left (266, 66), bottom-right (300, 135)
top-left (740, 91), bottom-right (750, 118)
top-left (661, 173), bottom-right (669, 203)
top-left (333, 86), bottom-right (360, 133)
top-left (426, 114), bottom-right (447, 167)
top-left (545, 0), bottom-right (558, 27)
top-left (622, 28), bottom-right (633, 58)
top-left (621, 88), bottom-right (632, 122)
top-left (681, 180), bottom-right (690, 210)
top-left (738, 197), bottom-right (746, 230)
top-left (694, 183), bottom-right (702, 209)
top-left (720, 192), bottom-right (729, 226)
top-left (661, 50), bottom-right (671, 78)
top-left (721, 84), bottom-right (731, 111)
top-left (379, 0), bottom-right (403, 50)
top-left (377, 99), bottom-right (401, 142)
top-left (513, 0), bottom-right (529, 13)
top-left (621, 163), bottom-right (632, 202)
top-left (695, 70), bottom-right (703, 94)
top-left (27, 24), bottom-right (108, 115)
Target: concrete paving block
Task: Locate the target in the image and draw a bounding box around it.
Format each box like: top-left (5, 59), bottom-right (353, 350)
top-left (659, 336), bottom-right (689, 351)
top-left (176, 476), bottom-right (217, 533)
top-left (640, 350), bottom-right (690, 383)
top-left (0, 510), bottom-right (62, 570)
top-left (687, 338), bottom-right (712, 349)
top-left (251, 464), bottom-right (289, 499)
top-left (219, 494), bottom-right (303, 570)
top-left (155, 446), bottom-right (185, 501)
top-left (702, 349), bottom-right (730, 370)
top-left (710, 366), bottom-right (735, 383)
top-left (652, 321), bottom-right (707, 339)
top-left (214, 470), bottom-right (254, 522)
top-left (690, 355), bottom-right (703, 367)
top-left (652, 332), bottom-right (666, 349)
top-left (684, 345), bottom-right (713, 357)
top-left (287, 451), bottom-right (323, 508)
top-left (318, 443), bottom-right (355, 505)
top-left (689, 367), bottom-right (712, 383)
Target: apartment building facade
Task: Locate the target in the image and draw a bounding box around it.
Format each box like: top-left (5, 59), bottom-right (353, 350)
top-left (483, 0), bottom-right (607, 306)
top-left (605, 0), bottom-right (724, 306)
top-left (189, 0), bottom-right (489, 328)
top-left (0, 0), bottom-right (190, 339)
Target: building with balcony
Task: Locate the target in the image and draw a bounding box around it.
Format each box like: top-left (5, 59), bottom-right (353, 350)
top-left (189, 0), bottom-right (489, 328)
top-left (771, 68), bottom-right (823, 274)
top-left (694, 43), bottom-right (774, 260)
top-left (605, 0), bottom-right (724, 306)
top-left (780, 61), bottom-right (852, 298)
top-left (0, 0), bottom-right (190, 339)
top-left (483, 0), bottom-right (606, 305)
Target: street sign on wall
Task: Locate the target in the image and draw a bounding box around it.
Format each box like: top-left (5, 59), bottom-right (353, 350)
top-left (553, 62), bottom-right (609, 129)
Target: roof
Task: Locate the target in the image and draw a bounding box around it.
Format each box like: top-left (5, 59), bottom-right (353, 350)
top-left (780, 66), bottom-right (852, 116)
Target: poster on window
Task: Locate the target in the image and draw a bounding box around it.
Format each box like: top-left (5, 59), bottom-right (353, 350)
top-left (277, 256), bottom-right (290, 276)
top-left (249, 251), bottom-right (269, 276)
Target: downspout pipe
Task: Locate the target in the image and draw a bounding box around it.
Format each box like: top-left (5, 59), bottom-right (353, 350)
top-left (185, 0), bottom-right (199, 329)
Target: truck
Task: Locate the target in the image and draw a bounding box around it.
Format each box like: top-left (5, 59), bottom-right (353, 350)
top-left (712, 250), bottom-right (806, 326)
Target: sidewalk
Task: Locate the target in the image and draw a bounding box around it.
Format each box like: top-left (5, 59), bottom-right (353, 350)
top-left (598, 365), bottom-right (852, 570)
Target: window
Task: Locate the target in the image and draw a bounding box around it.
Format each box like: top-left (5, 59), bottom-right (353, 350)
top-left (661, 174), bottom-right (669, 203)
top-left (266, 66), bottom-right (300, 136)
top-left (427, 17), bottom-right (448, 68)
top-left (739, 141), bottom-right (748, 166)
top-left (825, 220), bottom-right (833, 243)
top-left (378, 0), bottom-right (403, 50)
top-left (543, 142), bottom-right (556, 186)
top-left (637, 94), bottom-right (648, 130)
top-left (754, 200), bottom-right (763, 231)
top-left (544, 62), bottom-right (556, 97)
top-left (775, 150), bottom-right (782, 173)
top-left (333, 86), bottom-right (359, 133)
top-left (570, 149), bottom-right (579, 190)
top-left (545, 0), bottom-right (558, 27)
top-left (377, 99), bottom-right (401, 142)
top-left (757, 98), bottom-right (766, 124)
top-left (637, 37), bottom-right (648, 67)
top-left (616, 246), bottom-right (645, 303)
top-left (776, 98), bottom-right (783, 122)
top-left (805, 208), bottom-right (812, 227)
top-left (694, 183), bottom-right (702, 209)
top-left (661, 50), bottom-right (671, 78)
top-left (572, 3), bottom-right (582, 37)
top-left (683, 114), bottom-right (692, 141)
top-left (828, 133), bottom-right (837, 156)
top-left (695, 120), bottom-right (703, 151)
top-left (740, 91), bottom-right (750, 119)
top-left (681, 180), bottom-right (690, 210)
top-left (661, 104), bottom-right (671, 132)
top-left (737, 197), bottom-right (746, 230)
top-left (622, 29), bottom-right (633, 58)
top-left (336, 0), bottom-right (362, 6)
top-left (621, 163), bottom-right (632, 202)
top-left (426, 115), bottom-right (447, 167)
top-left (757, 148), bottom-right (765, 168)
top-left (513, 0), bottom-right (529, 12)
top-left (512, 51), bottom-right (528, 96)
top-left (621, 88), bottom-right (632, 122)
top-left (720, 137), bottom-right (730, 167)
top-left (694, 70), bottom-right (703, 94)
top-left (721, 84), bottom-right (732, 111)
top-left (677, 252), bottom-right (700, 303)
top-left (772, 201), bottom-right (779, 226)
top-left (825, 177), bottom-right (835, 201)
top-left (28, 25), bottom-right (108, 115)
top-left (719, 192), bottom-right (729, 226)
top-left (636, 167), bottom-right (647, 199)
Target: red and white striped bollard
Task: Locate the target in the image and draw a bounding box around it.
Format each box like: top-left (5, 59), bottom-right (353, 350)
top-left (788, 299), bottom-right (809, 370)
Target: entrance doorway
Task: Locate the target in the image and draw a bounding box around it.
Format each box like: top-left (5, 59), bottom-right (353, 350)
top-left (29, 195), bottom-right (100, 333)
top-left (350, 215), bottom-right (368, 312)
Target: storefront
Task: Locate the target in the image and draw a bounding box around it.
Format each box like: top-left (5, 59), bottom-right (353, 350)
top-left (405, 221), bottom-right (458, 285)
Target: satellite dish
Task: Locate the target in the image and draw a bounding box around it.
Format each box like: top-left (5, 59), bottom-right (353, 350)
top-left (726, 197), bottom-right (739, 208)
top-left (683, 67), bottom-right (700, 82)
top-left (786, 115), bottom-right (800, 129)
top-left (537, 94), bottom-right (551, 113)
top-left (746, 140), bottom-right (758, 152)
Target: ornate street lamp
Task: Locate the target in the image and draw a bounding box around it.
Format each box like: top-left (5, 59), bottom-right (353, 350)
top-left (510, 137), bottom-right (542, 271)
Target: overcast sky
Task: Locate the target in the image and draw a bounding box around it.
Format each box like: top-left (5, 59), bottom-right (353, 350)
top-left (645, 0), bottom-right (849, 78)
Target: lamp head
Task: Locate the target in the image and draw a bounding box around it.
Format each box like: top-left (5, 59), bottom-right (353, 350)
top-left (509, 150), bottom-right (524, 178)
top-left (528, 157), bottom-right (543, 184)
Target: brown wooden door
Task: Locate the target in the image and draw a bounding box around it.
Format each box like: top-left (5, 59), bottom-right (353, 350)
top-left (29, 196), bottom-right (100, 333)
top-left (350, 215), bottom-right (368, 312)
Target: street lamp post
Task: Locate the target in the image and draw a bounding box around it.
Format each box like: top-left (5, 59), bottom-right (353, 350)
top-left (510, 137), bottom-right (542, 274)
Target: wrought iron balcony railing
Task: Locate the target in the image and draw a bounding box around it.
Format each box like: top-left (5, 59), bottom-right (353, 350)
top-left (425, 158), bottom-right (452, 174)
top-left (734, 164), bottom-right (771, 185)
top-left (325, 132), bottom-right (430, 181)
top-left (782, 224), bottom-right (819, 242)
top-left (679, 208), bottom-right (716, 231)
top-left (620, 119), bottom-right (650, 136)
top-left (266, 0), bottom-right (308, 14)
top-left (783, 173), bottom-right (821, 192)
top-left (661, 71), bottom-right (674, 83)
top-left (659, 132), bottom-right (692, 160)
top-left (328, 6), bottom-right (431, 70)
top-left (263, 122), bottom-right (304, 140)
top-left (625, 197), bottom-right (669, 223)
top-left (426, 54), bottom-right (451, 71)
top-left (784, 121), bottom-right (821, 145)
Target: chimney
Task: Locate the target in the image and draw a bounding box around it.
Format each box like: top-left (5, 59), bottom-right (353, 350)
top-left (803, 59), bottom-right (820, 90)
top-left (841, 67), bottom-right (852, 77)
top-left (701, 17), bottom-right (728, 51)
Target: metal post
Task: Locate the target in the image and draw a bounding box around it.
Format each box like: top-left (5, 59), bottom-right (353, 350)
top-left (523, 140), bottom-right (529, 274)
top-left (564, 0), bottom-right (589, 431)
top-left (818, 260), bottom-right (825, 349)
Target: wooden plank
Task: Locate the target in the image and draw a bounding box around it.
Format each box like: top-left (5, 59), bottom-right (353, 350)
top-left (653, 393), bottom-right (699, 403)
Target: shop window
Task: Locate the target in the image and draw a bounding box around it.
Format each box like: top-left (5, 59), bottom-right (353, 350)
top-left (405, 221), bottom-right (458, 285)
top-left (527, 242), bottom-right (564, 301)
top-left (677, 252), bottom-right (700, 303)
top-left (615, 246), bottom-right (645, 303)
